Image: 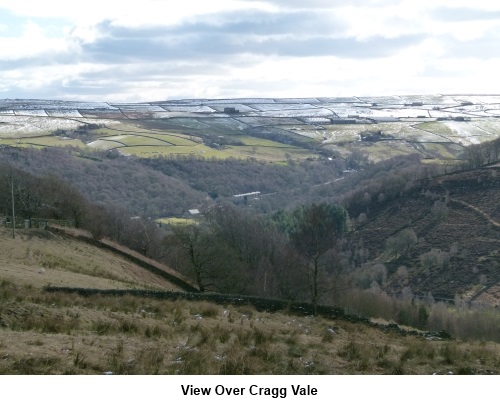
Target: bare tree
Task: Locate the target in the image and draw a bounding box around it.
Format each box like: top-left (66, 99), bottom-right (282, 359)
top-left (167, 224), bottom-right (217, 292)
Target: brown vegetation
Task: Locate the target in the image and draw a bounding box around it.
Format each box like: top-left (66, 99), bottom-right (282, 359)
top-left (0, 227), bottom-right (182, 291)
top-left (1, 282), bottom-right (498, 375)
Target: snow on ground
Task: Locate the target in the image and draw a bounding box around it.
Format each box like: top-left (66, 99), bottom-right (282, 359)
top-left (2, 97), bottom-right (500, 147)
top-left (256, 108), bottom-right (333, 118)
top-left (46, 110), bottom-right (83, 118)
top-left (367, 108), bottom-right (430, 118)
top-left (160, 105), bottom-right (216, 113)
top-left (247, 103), bottom-right (318, 112)
top-left (14, 109), bottom-right (48, 117)
top-left (236, 116), bottom-right (303, 126)
top-left (0, 116), bottom-right (77, 134)
top-left (110, 104), bottom-right (166, 112)
top-left (357, 96), bottom-right (404, 104)
top-left (428, 110), bottom-right (472, 119)
top-left (203, 118), bottom-right (249, 131)
top-left (202, 98), bottom-right (275, 104)
top-left (470, 95), bottom-right (500, 104)
top-left (0, 116), bottom-right (121, 136)
top-left (313, 122), bottom-right (449, 143)
top-left (161, 98), bottom-right (275, 105)
top-left (207, 104), bottom-right (258, 113)
top-left (438, 105), bottom-right (497, 117)
top-left (151, 111), bottom-right (220, 119)
top-left (302, 117), bottom-right (331, 124)
top-left (273, 98), bottom-right (321, 104)
top-left (473, 119), bottom-right (500, 134)
top-left (317, 97), bottom-right (360, 103)
top-left (415, 95), bottom-right (460, 104)
top-left (450, 95), bottom-right (480, 105)
top-left (0, 99), bottom-right (116, 110)
top-left (320, 106), bottom-right (360, 118)
top-left (443, 121), bottom-right (493, 144)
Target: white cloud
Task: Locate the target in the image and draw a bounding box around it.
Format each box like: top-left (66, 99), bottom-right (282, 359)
top-left (0, 0), bottom-right (499, 101)
top-left (0, 22), bottom-right (70, 59)
top-left (0, 0), bottom-right (276, 27)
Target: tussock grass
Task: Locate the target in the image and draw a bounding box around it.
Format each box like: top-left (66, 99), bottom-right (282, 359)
top-left (0, 228), bottom-right (181, 291)
top-left (0, 281), bottom-right (499, 374)
top-left (9, 356), bottom-right (61, 375)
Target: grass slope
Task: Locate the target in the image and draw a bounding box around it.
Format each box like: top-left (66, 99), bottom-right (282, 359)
top-left (0, 283), bottom-right (498, 375)
top-left (0, 228), bottom-right (182, 291)
top-left (0, 228), bottom-right (498, 374)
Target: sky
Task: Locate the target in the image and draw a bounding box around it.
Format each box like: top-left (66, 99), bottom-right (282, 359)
top-left (0, 0), bottom-right (499, 102)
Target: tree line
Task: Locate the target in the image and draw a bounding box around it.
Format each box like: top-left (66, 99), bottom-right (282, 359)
top-left (0, 159), bottom-right (349, 306)
top-left (164, 202), bottom-right (348, 307)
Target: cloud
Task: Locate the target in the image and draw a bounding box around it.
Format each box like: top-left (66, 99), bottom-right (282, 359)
top-left (0, 0), bottom-right (498, 101)
top-left (431, 7), bottom-right (500, 22)
top-left (443, 35), bottom-right (500, 59)
top-left (75, 10), bottom-right (422, 64)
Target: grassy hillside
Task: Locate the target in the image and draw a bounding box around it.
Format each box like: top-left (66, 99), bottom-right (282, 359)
top-left (1, 282), bottom-right (499, 375)
top-left (0, 227), bottom-right (183, 291)
top-left (0, 227), bottom-right (499, 374)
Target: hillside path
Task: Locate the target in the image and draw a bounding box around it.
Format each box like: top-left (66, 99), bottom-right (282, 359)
top-left (450, 198), bottom-right (500, 228)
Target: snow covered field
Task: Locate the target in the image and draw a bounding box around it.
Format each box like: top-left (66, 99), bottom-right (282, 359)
top-left (1, 96), bottom-right (500, 161)
top-left (0, 115), bottom-right (120, 136)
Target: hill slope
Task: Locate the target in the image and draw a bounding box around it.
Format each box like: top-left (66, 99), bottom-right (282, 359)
top-left (0, 227), bottom-right (499, 374)
top-left (1, 282), bottom-right (499, 375)
top-left (0, 227), bottom-right (184, 291)
top-left (350, 166), bottom-right (500, 304)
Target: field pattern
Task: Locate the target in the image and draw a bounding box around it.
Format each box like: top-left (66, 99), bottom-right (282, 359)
top-left (1, 94), bottom-right (500, 162)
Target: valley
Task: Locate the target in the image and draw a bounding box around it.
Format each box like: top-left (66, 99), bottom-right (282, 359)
top-left (1, 96), bottom-right (500, 374)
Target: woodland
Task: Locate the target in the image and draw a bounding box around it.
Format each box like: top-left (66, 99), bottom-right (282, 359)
top-left (1, 137), bottom-right (500, 342)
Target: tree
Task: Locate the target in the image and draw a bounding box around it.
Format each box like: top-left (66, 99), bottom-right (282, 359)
top-left (167, 224), bottom-right (217, 292)
top-left (124, 217), bottom-right (163, 258)
top-left (386, 228), bottom-right (417, 258)
top-left (276, 203), bottom-right (347, 308)
top-left (162, 204), bottom-right (308, 299)
top-left (38, 175), bottom-right (89, 227)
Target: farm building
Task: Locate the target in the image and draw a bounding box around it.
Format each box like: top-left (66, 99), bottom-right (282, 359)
top-left (330, 118), bottom-right (357, 124)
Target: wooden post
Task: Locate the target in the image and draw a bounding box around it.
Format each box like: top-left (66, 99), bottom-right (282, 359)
top-left (11, 178), bottom-right (15, 239)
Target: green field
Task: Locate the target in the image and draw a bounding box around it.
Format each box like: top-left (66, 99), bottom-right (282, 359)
top-left (237, 136), bottom-right (292, 147)
top-left (106, 135), bottom-right (173, 146)
top-left (156, 217), bottom-right (198, 226)
top-left (415, 121), bottom-right (456, 137)
top-left (1, 114), bottom-right (494, 164)
top-left (18, 136), bottom-right (86, 148)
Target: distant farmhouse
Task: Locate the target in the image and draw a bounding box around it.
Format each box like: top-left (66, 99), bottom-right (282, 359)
top-left (224, 107), bottom-right (240, 114)
top-left (330, 118), bottom-right (357, 124)
top-left (360, 130), bottom-right (394, 142)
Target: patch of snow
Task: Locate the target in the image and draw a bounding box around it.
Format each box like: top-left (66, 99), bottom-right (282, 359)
top-left (15, 109), bottom-right (48, 117)
top-left (46, 110), bottom-right (83, 118)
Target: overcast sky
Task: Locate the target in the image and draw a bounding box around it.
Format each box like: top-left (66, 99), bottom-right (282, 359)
top-left (0, 0), bottom-right (499, 102)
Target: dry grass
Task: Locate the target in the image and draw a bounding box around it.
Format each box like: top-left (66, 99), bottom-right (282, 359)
top-left (0, 228), bottom-right (499, 375)
top-left (0, 281), bottom-right (498, 375)
top-left (0, 228), bottom-right (181, 291)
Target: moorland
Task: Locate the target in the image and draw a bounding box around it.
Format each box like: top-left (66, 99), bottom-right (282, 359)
top-left (1, 95), bottom-right (499, 374)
